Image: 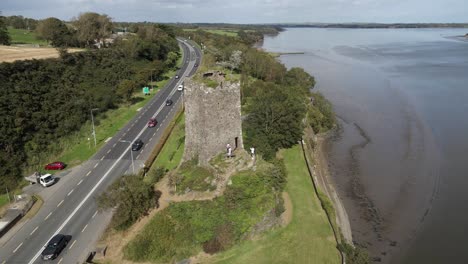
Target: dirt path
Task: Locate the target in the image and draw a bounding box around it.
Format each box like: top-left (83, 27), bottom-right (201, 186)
top-left (314, 135), bottom-right (353, 244)
top-left (281, 192), bottom-right (293, 226)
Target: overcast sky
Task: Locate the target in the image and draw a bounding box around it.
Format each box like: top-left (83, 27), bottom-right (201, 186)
top-left (1, 0), bottom-right (467, 23)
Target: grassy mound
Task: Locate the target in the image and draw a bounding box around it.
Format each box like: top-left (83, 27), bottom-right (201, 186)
top-left (124, 170), bottom-right (278, 262)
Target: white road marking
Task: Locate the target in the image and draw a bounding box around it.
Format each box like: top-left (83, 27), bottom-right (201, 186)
top-left (30, 226), bottom-right (39, 236)
top-left (27, 40), bottom-right (195, 264)
top-left (2, 260), bottom-right (6, 264)
top-left (57, 200), bottom-right (64, 207)
top-left (94, 163), bottom-right (99, 168)
top-left (13, 242), bottom-right (23, 253)
top-left (67, 189), bottom-right (74, 196)
top-left (149, 137), bottom-right (153, 142)
top-left (137, 107), bottom-right (142, 112)
top-left (69, 240), bottom-right (76, 249)
top-left (113, 143), bottom-right (117, 148)
top-left (81, 224), bottom-right (88, 233)
top-left (101, 156), bottom-right (105, 161)
top-left (92, 211), bottom-right (98, 219)
top-left (122, 132), bottom-right (127, 136)
top-left (44, 212), bottom-right (52, 220)
top-left (58, 258), bottom-right (63, 264)
top-left (107, 149), bottom-right (111, 154)
top-left (77, 179), bottom-right (83, 186)
top-left (136, 154), bottom-right (141, 159)
top-left (105, 137), bottom-right (112, 143)
top-left (86, 171), bottom-right (91, 176)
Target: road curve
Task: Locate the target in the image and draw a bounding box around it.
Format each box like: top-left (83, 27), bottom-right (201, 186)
top-left (0, 38), bottom-right (202, 264)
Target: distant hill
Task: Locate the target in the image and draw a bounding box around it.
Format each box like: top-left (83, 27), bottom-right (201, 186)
top-left (269, 23), bottom-right (468, 29)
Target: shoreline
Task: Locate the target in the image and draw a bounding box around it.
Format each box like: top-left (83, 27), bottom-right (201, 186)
top-left (302, 125), bottom-right (353, 245)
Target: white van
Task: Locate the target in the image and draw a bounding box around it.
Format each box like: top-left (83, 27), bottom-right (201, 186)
top-left (40, 174), bottom-right (55, 187)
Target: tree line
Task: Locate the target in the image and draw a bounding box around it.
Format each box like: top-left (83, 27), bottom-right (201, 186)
top-left (0, 14), bottom-right (180, 192)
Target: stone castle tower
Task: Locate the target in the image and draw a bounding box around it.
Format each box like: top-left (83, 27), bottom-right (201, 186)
top-left (183, 72), bottom-right (243, 165)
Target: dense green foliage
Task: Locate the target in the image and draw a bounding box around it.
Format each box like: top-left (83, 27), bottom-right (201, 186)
top-left (0, 16), bottom-right (11, 45)
top-left (338, 243), bottom-right (370, 264)
top-left (124, 165), bottom-right (285, 262)
top-left (170, 160), bottom-right (216, 194)
top-left (0, 24), bottom-right (179, 192)
top-left (243, 81), bottom-right (307, 160)
top-left (73, 12), bottom-right (112, 47)
top-left (36, 17), bottom-right (75, 47)
top-left (308, 92), bottom-right (336, 133)
top-left (97, 174), bottom-right (162, 230)
top-left (3, 15), bottom-right (38, 30)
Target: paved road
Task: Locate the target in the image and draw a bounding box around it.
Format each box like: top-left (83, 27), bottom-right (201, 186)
top-left (0, 38), bottom-right (201, 264)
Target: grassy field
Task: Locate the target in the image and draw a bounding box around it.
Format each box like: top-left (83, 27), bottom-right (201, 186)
top-left (210, 145), bottom-right (341, 264)
top-left (184, 28), bottom-right (238, 37)
top-left (8, 27), bottom-right (48, 46)
top-left (152, 113), bottom-right (185, 170)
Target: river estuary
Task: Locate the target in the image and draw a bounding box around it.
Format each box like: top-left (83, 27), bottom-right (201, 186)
top-left (262, 28), bottom-right (468, 263)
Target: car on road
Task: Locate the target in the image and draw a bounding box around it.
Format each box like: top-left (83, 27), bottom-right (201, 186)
top-left (40, 174), bottom-right (55, 187)
top-left (132, 139), bottom-right (144, 151)
top-left (41, 234), bottom-right (69, 260)
top-left (175, 74), bottom-right (179, 79)
top-left (177, 84), bottom-right (184, 91)
top-left (194, 63), bottom-right (198, 67)
top-left (147, 118), bottom-right (157, 128)
top-left (166, 99), bottom-right (173, 106)
top-left (44, 161), bottom-right (65, 170)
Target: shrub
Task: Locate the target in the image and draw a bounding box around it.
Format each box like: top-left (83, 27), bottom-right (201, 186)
top-left (97, 174), bottom-right (160, 230)
top-left (308, 92), bottom-right (336, 133)
top-left (146, 166), bottom-right (168, 184)
top-left (337, 243), bottom-right (370, 264)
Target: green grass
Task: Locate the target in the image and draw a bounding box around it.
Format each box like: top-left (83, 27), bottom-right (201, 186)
top-left (153, 113), bottom-right (185, 170)
top-left (175, 161), bottom-right (216, 193)
top-left (210, 145), bottom-right (341, 264)
top-left (0, 193), bottom-right (11, 208)
top-left (8, 27), bottom-right (48, 46)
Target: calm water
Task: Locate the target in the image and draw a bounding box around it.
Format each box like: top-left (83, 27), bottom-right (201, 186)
top-left (262, 28), bottom-right (468, 263)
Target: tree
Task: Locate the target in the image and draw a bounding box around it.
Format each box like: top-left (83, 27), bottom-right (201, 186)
top-left (244, 81), bottom-right (306, 160)
top-left (36, 17), bottom-right (72, 47)
top-left (73, 12), bottom-right (112, 48)
top-left (117, 79), bottom-right (138, 102)
top-left (284, 67), bottom-right (316, 94)
top-left (0, 16), bottom-right (11, 45)
top-left (97, 175), bottom-right (160, 230)
top-left (229, 50), bottom-right (242, 72)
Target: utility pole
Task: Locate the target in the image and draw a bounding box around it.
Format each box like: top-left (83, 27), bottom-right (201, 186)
top-left (91, 108), bottom-right (99, 147)
top-left (120, 140), bottom-right (135, 174)
top-left (6, 187), bottom-right (10, 204)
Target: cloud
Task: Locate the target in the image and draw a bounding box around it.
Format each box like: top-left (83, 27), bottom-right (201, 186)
top-left (1, 0), bottom-right (467, 23)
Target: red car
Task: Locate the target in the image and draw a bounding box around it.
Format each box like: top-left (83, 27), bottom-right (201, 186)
top-left (44, 162), bottom-right (66, 170)
top-left (148, 118), bottom-right (157, 128)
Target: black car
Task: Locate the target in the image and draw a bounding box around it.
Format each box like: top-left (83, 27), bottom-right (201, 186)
top-left (132, 139), bottom-right (143, 151)
top-left (41, 234), bottom-right (69, 260)
top-left (166, 99), bottom-right (173, 106)
top-left (194, 63), bottom-right (198, 67)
